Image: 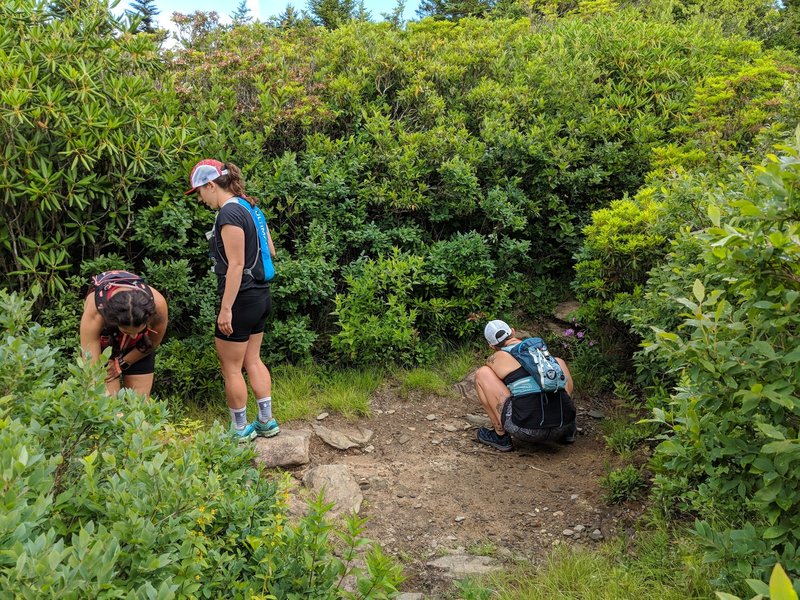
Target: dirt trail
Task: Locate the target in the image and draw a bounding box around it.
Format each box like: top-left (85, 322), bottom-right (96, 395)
top-left (283, 373), bottom-right (640, 597)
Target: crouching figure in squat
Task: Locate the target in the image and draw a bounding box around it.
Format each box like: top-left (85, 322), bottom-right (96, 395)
top-left (474, 320), bottom-right (577, 452)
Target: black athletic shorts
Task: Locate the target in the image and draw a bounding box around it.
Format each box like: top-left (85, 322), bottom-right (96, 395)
top-left (215, 286), bottom-right (272, 342)
top-left (119, 351), bottom-right (156, 376)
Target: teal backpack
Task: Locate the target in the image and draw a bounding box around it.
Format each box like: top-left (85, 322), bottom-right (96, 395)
top-left (502, 337), bottom-right (567, 393)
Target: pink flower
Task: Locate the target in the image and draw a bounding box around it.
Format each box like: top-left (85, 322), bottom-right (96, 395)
top-left (564, 328), bottom-right (575, 337)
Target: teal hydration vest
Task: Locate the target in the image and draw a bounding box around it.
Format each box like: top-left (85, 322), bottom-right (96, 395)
top-left (236, 198), bottom-right (275, 282)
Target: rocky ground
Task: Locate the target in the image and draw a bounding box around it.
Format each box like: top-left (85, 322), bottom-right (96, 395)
top-left (255, 364), bottom-right (644, 598)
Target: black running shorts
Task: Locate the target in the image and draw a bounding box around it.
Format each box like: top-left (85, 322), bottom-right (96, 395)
top-left (215, 286), bottom-right (272, 342)
top-left (119, 351), bottom-right (156, 376)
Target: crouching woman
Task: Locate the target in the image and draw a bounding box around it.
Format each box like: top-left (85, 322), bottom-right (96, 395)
top-left (474, 319), bottom-right (577, 452)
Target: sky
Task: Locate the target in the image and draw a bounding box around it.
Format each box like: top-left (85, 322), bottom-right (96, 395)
top-left (144, 0), bottom-right (421, 31)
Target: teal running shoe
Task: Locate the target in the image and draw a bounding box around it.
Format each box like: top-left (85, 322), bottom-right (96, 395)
top-left (253, 418), bottom-right (280, 438)
top-left (230, 423), bottom-right (257, 443)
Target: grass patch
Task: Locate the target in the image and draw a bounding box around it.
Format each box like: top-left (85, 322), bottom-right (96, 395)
top-left (466, 540), bottom-right (498, 557)
top-left (439, 345), bottom-right (481, 384)
top-left (456, 529), bottom-right (716, 600)
top-left (400, 367), bottom-right (448, 396)
top-left (272, 363), bottom-right (318, 422)
top-left (324, 368), bottom-right (381, 418)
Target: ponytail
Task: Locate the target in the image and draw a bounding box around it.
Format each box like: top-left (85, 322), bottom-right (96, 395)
top-left (216, 162), bottom-right (257, 208)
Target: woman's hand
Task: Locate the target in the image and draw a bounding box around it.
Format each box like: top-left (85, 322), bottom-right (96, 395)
top-left (106, 357), bottom-right (122, 382)
top-left (218, 306), bottom-right (234, 336)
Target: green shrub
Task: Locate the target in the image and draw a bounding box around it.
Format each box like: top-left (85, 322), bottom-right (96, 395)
top-left (602, 417), bottom-right (658, 455)
top-left (332, 250), bottom-right (430, 366)
top-left (601, 464), bottom-right (648, 503)
top-left (0, 289), bottom-right (403, 597)
top-left (644, 136), bottom-right (800, 584)
top-left (0, 0), bottom-right (188, 296)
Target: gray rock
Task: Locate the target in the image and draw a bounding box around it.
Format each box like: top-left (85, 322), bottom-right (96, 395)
top-left (443, 424), bottom-right (458, 432)
top-left (554, 300), bottom-right (580, 322)
top-left (426, 414), bottom-right (437, 421)
top-left (428, 555), bottom-right (499, 578)
top-left (347, 426), bottom-right (374, 446)
top-left (316, 412), bottom-right (329, 420)
top-left (573, 524), bottom-right (585, 533)
top-left (465, 414), bottom-right (492, 428)
top-left (562, 529), bottom-right (574, 536)
top-left (253, 429), bottom-right (311, 468)
top-left (302, 464), bottom-right (363, 515)
top-left (311, 422), bottom-right (373, 449)
top-left (589, 529), bottom-right (604, 541)
top-left (587, 409), bottom-right (605, 419)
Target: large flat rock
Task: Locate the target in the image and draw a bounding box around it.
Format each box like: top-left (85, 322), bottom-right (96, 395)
top-left (302, 464), bottom-right (363, 515)
top-left (253, 429), bottom-right (311, 468)
top-left (427, 555), bottom-right (499, 578)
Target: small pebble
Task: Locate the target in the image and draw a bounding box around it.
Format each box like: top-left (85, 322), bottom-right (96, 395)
top-left (570, 494), bottom-right (579, 501)
top-left (431, 439), bottom-right (441, 445)
top-left (408, 427), bottom-right (416, 431)
top-left (414, 503), bottom-right (422, 509)
top-left (552, 510), bottom-right (564, 517)
top-left (574, 524), bottom-right (585, 533)
top-left (590, 529), bottom-right (604, 541)
top-left (426, 414), bottom-right (437, 421)
top-left (444, 424), bottom-right (458, 432)
top-left (455, 516), bottom-right (466, 523)
top-left (316, 412), bottom-right (329, 420)
top-left (363, 445), bottom-right (375, 453)
top-left (588, 409), bottom-right (605, 419)
top-left (562, 529), bottom-right (574, 536)
top-left (387, 409), bottom-right (396, 414)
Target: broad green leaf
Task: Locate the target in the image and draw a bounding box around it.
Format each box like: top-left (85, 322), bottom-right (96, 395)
top-left (708, 204), bottom-right (721, 226)
top-left (693, 279), bottom-right (705, 303)
top-left (769, 564), bottom-right (798, 600)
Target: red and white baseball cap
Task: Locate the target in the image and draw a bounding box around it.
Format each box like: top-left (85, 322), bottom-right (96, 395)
top-left (185, 159), bottom-right (228, 195)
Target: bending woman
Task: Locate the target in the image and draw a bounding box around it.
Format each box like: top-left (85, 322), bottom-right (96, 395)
top-left (79, 270), bottom-right (169, 398)
top-left (188, 158), bottom-right (279, 442)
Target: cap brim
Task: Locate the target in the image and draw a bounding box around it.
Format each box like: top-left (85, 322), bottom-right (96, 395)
top-left (184, 186), bottom-right (198, 195)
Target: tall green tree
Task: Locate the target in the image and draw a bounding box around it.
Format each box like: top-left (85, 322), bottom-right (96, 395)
top-left (129, 0), bottom-right (160, 33)
top-left (381, 0), bottom-right (406, 26)
top-left (231, 0), bottom-right (253, 24)
top-left (307, 0), bottom-right (355, 27)
top-left (416, 0), bottom-right (494, 19)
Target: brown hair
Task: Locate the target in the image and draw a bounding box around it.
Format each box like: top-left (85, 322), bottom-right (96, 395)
top-left (104, 289), bottom-right (156, 352)
top-left (214, 162), bottom-right (257, 208)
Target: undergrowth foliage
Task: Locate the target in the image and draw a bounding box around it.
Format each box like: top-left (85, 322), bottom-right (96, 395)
top-left (0, 290), bottom-right (402, 598)
top-left (643, 135), bottom-right (800, 585)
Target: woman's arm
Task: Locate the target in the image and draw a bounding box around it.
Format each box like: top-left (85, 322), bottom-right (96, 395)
top-left (79, 294), bottom-right (105, 364)
top-left (218, 224), bottom-right (245, 336)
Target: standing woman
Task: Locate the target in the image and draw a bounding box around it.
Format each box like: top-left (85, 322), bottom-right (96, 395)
top-left (187, 159), bottom-right (280, 442)
top-left (80, 271), bottom-right (169, 398)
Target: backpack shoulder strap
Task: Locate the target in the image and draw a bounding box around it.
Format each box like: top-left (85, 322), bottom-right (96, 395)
top-left (236, 198), bottom-right (261, 276)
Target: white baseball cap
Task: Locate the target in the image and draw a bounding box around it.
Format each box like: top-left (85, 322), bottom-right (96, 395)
top-left (185, 159), bottom-right (228, 195)
top-left (484, 319), bottom-right (512, 346)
